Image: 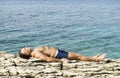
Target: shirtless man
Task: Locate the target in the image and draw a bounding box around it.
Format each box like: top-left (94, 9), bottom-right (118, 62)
top-left (19, 46), bottom-right (106, 62)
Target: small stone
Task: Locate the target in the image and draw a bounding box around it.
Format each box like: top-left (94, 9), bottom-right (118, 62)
top-left (6, 66), bottom-right (17, 76)
top-left (0, 69), bottom-right (9, 75)
top-left (62, 70), bottom-right (84, 77)
top-left (6, 54), bottom-right (16, 58)
top-left (16, 66), bottom-right (44, 76)
top-left (0, 57), bottom-right (5, 61)
top-left (42, 68), bottom-right (57, 74)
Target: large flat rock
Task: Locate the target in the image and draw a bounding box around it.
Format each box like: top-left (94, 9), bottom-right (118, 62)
top-left (0, 52), bottom-right (120, 78)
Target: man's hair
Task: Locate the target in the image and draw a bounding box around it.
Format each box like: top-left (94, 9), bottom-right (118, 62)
top-left (19, 50), bottom-right (31, 59)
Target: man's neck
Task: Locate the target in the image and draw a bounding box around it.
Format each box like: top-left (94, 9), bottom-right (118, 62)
top-left (30, 50), bottom-right (34, 57)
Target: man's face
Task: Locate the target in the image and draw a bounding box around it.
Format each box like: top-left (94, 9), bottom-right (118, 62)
top-left (20, 47), bottom-right (32, 55)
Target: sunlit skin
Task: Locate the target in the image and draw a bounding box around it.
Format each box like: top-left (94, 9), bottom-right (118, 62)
top-left (20, 46), bottom-right (106, 62)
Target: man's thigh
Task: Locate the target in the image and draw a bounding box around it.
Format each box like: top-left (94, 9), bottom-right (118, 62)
top-left (67, 52), bottom-right (80, 60)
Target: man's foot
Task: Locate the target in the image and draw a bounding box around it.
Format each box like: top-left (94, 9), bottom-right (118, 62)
top-left (96, 54), bottom-right (106, 62)
top-left (92, 54), bottom-right (100, 58)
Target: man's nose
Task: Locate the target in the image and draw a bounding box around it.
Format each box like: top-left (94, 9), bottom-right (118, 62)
top-left (25, 47), bottom-right (30, 49)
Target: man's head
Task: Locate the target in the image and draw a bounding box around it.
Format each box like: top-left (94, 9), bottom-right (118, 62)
top-left (19, 47), bottom-right (32, 59)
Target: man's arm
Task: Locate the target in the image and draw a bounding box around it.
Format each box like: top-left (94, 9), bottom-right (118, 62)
top-left (42, 56), bottom-right (62, 62)
top-left (33, 51), bottom-right (62, 62)
top-left (40, 54), bottom-right (69, 62)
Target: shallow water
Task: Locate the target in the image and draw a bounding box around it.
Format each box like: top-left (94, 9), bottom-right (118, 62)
top-left (0, 0), bottom-right (120, 58)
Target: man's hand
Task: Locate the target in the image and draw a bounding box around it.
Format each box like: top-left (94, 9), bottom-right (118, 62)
top-left (60, 58), bottom-right (70, 62)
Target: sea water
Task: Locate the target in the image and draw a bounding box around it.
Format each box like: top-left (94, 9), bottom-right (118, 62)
top-left (0, 0), bottom-right (120, 58)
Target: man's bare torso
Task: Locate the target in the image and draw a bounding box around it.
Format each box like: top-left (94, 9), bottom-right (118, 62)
top-left (31, 46), bottom-right (58, 58)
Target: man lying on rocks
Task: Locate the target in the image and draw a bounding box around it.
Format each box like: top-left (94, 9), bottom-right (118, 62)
top-left (19, 46), bottom-right (106, 62)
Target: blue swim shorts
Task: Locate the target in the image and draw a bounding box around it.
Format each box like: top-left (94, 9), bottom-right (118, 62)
top-left (56, 49), bottom-right (68, 59)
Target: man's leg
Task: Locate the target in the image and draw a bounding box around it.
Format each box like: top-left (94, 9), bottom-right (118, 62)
top-left (67, 51), bottom-right (105, 62)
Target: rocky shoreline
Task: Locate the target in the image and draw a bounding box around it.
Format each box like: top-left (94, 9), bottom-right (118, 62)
top-left (0, 52), bottom-right (120, 78)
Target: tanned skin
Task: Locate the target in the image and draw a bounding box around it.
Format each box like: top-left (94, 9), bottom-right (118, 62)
top-left (19, 46), bottom-right (106, 62)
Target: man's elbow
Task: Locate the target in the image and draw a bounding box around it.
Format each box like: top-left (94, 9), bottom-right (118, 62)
top-left (46, 59), bottom-right (53, 62)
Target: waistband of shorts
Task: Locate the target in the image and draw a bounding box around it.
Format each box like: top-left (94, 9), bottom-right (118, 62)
top-left (55, 49), bottom-right (59, 57)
